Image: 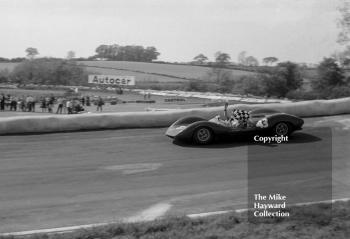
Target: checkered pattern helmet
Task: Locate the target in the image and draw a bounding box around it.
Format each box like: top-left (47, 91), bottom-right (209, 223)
top-left (232, 109), bottom-right (250, 121)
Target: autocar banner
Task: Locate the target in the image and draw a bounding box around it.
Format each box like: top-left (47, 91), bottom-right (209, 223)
top-left (88, 75), bottom-right (135, 86)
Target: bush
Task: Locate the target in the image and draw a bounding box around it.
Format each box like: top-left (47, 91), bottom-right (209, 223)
top-left (325, 86), bottom-right (350, 99)
top-left (277, 61), bottom-right (303, 90)
top-left (238, 74), bottom-right (290, 98)
top-left (183, 80), bottom-right (211, 92)
top-left (238, 75), bottom-right (265, 96)
top-left (0, 69), bottom-right (10, 83)
top-left (10, 58), bottom-right (90, 86)
top-left (260, 73), bottom-right (289, 97)
top-left (149, 84), bottom-right (162, 91)
top-left (217, 78), bottom-right (235, 93)
top-left (312, 58), bottom-right (346, 91)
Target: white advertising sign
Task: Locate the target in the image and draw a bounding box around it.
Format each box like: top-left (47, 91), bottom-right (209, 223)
top-left (88, 75), bottom-right (135, 86)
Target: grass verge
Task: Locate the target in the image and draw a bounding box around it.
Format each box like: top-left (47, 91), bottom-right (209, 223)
top-left (1, 201), bottom-right (349, 239)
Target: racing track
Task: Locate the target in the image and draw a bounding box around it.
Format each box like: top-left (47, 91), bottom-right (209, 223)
top-left (0, 115), bottom-right (349, 233)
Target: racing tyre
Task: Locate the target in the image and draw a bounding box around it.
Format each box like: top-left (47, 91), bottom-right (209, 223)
top-left (273, 122), bottom-right (291, 136)
top-left (193, 127), bottom-right (213, 144)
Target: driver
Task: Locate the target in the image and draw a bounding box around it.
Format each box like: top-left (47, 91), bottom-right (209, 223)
top-left (224, 102), bottom-right (251, 128)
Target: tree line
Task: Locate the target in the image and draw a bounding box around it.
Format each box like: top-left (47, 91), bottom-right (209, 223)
top-left (192, 51), bottom-right (279, 67)
top-left (93, 44), bottom-right (160, 62)
top-left (1, 45), bottom-right (349, 100)
top-left (0, 44), bottom-right (160, 63)
top-left (0, 58), bottom-right (89, 86)
top-left (186, 51), bottom-right (350, 100)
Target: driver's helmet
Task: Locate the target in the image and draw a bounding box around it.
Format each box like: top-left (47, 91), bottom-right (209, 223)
top-left (232, 109), bottom-right (250, 121)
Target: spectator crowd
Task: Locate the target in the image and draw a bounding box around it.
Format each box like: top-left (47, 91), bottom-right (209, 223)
top-left (0, 93), bottom-right (94, 114)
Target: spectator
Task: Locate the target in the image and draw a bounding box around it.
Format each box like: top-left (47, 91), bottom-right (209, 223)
top-left (56, 97), bottom-right (64, 114)
top-left (45, 96), bottom-right (52, 113)
top-left (62, 98), bottom-right (67, 114)
top-left (73, 100), bottom-right (84, 113)
top-left (17, 97), bottom-right (22, 111)
top-left (75, 103), bottom-right (84, 113)
top-left (86, 96), bottom-right (90, 106)
top-left (81, 96), bottom-right (85, 106)
top-left (96, 96), bottom-right (104, 112)
top-left (66, 99), bottom-right (73, 114)
top-left (10, 96), bottom-right (17, 111)
top-left (40, 97), bottom-right (47, 112)
top-left (26, 95), bottom-right (34, 112)
top-left (48, 95), bottom-right (55, 113)
top-left (0, 93), bottom-right (5, 111)
top-left (32, 97), bottom-right (36, 112)
top-left (5, 95), bottom-right (11, 110)
top-left (20, 97), bottom-right (26, 111)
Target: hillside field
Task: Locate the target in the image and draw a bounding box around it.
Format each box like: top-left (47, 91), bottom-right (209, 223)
top-left (0, 61), bottom-right (257, 84)
top-left (80, 61), bottom-right (256, 80)
top-left (0, 61), bottom-right (325, 92)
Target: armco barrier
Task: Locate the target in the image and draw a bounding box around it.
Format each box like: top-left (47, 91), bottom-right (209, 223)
top-left (0, 110), bottom-right (213, 135)
top-left (0, 97), bottom-right (349, 134)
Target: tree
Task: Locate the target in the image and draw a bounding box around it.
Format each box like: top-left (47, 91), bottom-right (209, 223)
top-left (238, 51), bottom-right (247, 65)
top-left (95, 44), bottom-right (110, 59)
top-left (312, 58), bottom-right (345, 90)
top-left (193, 54), bottom-right (208, 64)
top-left (94, 44), bottom-right (159, 62)
top-left (25, 47), bottom-right (39, 59)
top-left (217, 74), bottom-right (235, 93)
top-left (343, 58), bottom-right (350, 67)
top-left (10, 57), bottom-right (26, 62)
top-left (277, 61), bottom-right (303, 90)
top-left (263, 57), bottom-right (278, 65)
top-left (210, 52), bottom-right (231, 85)
top-left (261, 73), bottom-right (289, 97)
top-left (239, 75), bottom-right (265, 96)
top-left (66, 50), bottom-right (76, 59)
top-left (0, 69), bottom-right (10, 83)
top-left (143, 46), bottom-right (160, 62)
top-left (240, 61), bottom-right (303, 98)
top-left (332, 46), bottom-right (350, 66)
top-left (238, 51), bottom-right (260, 66)
top-left (11, 58), bottom-right (89, 86)
top-left (0, 57), bottom-right (10, 62)
top-left (245, 56), bottom-right (259, 66)
top-left (338, 0), bottom-right (350, 44)
top-left (214, 51), bottom-right (231, 67)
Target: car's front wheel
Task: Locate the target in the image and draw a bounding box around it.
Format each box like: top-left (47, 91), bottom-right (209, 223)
top-left (193, 127), bottom-right (213, 144)
top-left (273, 122), bottom-right (291, 136)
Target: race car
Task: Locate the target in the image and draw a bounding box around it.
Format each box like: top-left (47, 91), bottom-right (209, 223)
top-left (165, 108), bottom-right (304, 144)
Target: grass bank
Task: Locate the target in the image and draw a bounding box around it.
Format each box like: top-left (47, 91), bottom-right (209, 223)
top-left (1, 201), bottom-right (349, 239)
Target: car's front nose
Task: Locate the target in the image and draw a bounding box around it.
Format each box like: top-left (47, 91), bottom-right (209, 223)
top-left (165, 125), bottom-right (187, 138)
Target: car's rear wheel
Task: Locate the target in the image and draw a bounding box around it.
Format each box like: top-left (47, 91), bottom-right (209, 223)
top-left (193, 127), bottom-right (213, 144)
top-left (273, 122), bottom-right (291, 136)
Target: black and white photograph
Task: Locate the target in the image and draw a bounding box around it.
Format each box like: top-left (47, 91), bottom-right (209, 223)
top-left (0, 0), bottom-right (349, 238)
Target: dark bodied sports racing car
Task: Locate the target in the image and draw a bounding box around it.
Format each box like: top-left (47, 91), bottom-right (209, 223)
top-left (165, 108), bottom-right (304, 144)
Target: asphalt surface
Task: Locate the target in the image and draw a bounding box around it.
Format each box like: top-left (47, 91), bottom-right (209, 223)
top-left (0, 115), bottom-right (350, 233)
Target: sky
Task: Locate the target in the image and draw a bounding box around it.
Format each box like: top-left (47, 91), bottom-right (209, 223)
top-left (0, 0), bottom-right (343, 63)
